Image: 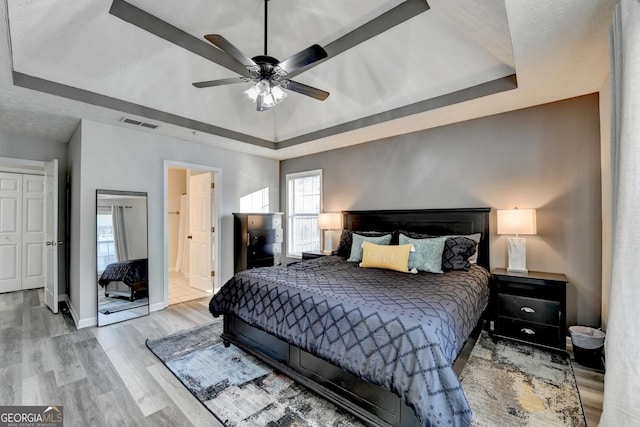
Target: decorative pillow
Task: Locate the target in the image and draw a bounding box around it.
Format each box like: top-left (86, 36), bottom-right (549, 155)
top-left (392, 230), bottom-right (433, 244)
top-left (398, 234), bottom-right (447, 274)
top-left (443, 233), bottom-right (481, 264)
top-left (360, 241), bottom-right (417, 273)
top-left (442, 237), bottom-right (477, 271)
top-left (347, 233), bottom-right (392, 262)
top-left (336, 230), bottom-right (389, 258)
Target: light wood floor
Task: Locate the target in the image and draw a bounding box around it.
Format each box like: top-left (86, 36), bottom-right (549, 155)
top-left (0, 289), bottom-right (604, 426)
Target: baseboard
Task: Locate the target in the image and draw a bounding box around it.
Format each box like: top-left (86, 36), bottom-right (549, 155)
top-left (65, 296), bottom-right (97, 329)
top-left (149, 302), bottom-right (166, 312)
top-left (77, 316), bottom-right (97, 329)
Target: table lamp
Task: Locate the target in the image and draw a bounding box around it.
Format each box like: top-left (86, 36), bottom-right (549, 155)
top-left (318, 212), bottom-right (342, 254)
top-left (497, 208), bottom-right (537, 273)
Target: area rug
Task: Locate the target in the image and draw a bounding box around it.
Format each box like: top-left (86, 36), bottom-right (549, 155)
top-left (459, 331), bottom-right (586, 427)
top-left (98, 296), bottom-right (148, 314)
top-left (146, 321), bottom-right (363, 427)
top-left (147, 322), bottom-right (586, 427)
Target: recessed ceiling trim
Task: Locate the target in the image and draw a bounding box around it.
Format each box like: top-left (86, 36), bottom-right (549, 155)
top-left (276, 74), bottom-right (518, 149)
top-left (12, 70), bottom-right (516, 151)
top-left (12, 71), bottom-right (275, 149)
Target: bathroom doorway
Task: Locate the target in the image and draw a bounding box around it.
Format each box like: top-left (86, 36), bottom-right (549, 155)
top-left (166, 164), bottom-right (219, 305)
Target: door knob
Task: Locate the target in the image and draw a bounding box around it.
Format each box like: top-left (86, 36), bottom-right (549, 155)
top-left (187, 235), bottom-right (193, 240)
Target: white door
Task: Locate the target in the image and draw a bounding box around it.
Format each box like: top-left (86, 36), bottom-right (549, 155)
top-left (22, 175), bottom-right (45, 290)
top-left (188, 172), bottom-right (212, 292)
top-left (0, 173), bottom-right (22, 293)
top-left (44, 159), bottom-right (58, 313)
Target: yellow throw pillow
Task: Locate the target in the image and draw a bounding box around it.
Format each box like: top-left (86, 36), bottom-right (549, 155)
top-left (359, 241), bottom-right (417, 273)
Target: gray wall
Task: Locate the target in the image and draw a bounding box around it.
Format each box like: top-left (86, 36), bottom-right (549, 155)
top-left (0, 130), bottom-right (69, 298)
top-left (68, 120), bottom-right (280, 327)
top-left (281, 94), bottom-right (602, 328)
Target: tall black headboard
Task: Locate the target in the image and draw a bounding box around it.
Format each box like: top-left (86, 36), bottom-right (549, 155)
top-left (342, 208), bottom-right (491, 270)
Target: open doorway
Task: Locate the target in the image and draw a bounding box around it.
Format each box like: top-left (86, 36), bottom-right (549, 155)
top-left (165, 163), bottom-right (219, 306)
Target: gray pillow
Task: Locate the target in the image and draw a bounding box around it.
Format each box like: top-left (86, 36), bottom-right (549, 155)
top-left (347, 233), bottom-right (392, 262)
top-left (442, 237), bottom-right (477, 271)
top-left (336, 230), bottom-right (388, 258)
top-left (443, 233), bottom-right (481, 264)
top-left (398, 234), bottom-right (447, 273)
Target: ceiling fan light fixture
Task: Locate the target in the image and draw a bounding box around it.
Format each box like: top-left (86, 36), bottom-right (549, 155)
top-left (244, 80), bottom-right (287, 111)
top-left (243, 84), bottom-right (259, 102)
top-left (271, 85), bottom-right (287, 103)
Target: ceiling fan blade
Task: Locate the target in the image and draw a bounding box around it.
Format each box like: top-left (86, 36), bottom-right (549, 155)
top-left (277, 44), bottom-right (328, 77)
top-left (324, 0), bottom-right (429, 58)
top-left (204, 34), bottom-right (258, 68)
top-left (284, 81), bottom-right (330, 101)
top-left (281, 0), bottom-right (428, 78)
top-left (109, 0), bottom-right (251, 78)
top-left (192, 77), bottom-right (246, 88)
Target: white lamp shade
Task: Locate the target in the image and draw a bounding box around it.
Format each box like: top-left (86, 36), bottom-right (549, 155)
top-left (318, 212), bottom-right (342, 230)
top-left (497, 209), bottom-right (537, 236)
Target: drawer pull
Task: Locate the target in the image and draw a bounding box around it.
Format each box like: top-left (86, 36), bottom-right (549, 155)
top-left (521, 306), bottom-right (536, 314)
top-left (521, 328), bottom-right (536, 335)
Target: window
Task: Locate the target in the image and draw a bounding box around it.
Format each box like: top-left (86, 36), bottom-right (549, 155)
top-left (97, 207), bottom-right (116, 273)
top-left (286, 170), bottom-right (322, 257)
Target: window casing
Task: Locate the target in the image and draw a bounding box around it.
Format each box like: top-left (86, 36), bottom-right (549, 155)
top-left (286, 170), bottom-right (322, 258)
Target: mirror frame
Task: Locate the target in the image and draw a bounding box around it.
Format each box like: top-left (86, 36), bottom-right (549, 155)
top-left (96, 189), bottom-right (149, 326)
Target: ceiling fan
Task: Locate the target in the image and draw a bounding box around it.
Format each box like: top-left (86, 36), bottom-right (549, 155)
top-left (109, 0), bottom-right (430, 111)
top-left (192, 0), bottom-right (330, 112)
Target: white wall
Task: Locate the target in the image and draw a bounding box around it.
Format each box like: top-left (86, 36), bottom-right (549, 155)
top-left (68, 120), bottom-right (279, 327)
top-left (67, 124), bottom-right (83, 322)
top-left (167, 168), bottom-right (186, 270)
top-left (600, 73), bottom-right (612, 331)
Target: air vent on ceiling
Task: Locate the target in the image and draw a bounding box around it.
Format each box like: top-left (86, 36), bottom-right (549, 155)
top-left (120, 117), bottom-right (159, 129)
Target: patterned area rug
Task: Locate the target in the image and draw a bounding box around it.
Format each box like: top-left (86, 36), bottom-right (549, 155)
top-left (459, 331), bottom-right (586, 426)
top-left (98, 296), bottom-right (148, 314)
top-left (146, 322), bottom-right (586, 427)
top-left (146, 321), bottom-right (364, 427)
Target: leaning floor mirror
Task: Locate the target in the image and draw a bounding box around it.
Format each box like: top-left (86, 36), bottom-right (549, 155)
top-left (96, 189), bottom-right (149, 326)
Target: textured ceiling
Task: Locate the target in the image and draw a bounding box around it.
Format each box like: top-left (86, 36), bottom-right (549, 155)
top-left (0, 0), bottom-right (617, 160)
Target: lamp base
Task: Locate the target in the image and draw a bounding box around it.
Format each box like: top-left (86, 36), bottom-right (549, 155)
top-left (323, 230), bottom-right (335, 254)
top-left (507, 237), bottom-right (528, 274)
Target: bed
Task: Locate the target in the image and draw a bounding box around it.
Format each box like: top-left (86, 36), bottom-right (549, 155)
top-left (209, 208), bottom-right (491, 427)
top-left (98, 258), bottom-right (148, 301)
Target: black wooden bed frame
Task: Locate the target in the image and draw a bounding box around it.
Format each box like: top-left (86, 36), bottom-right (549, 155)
top-left (221, 208), bottom-right (491, 427)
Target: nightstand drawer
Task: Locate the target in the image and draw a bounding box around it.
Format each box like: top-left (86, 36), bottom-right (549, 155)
top-left (498, 294), bottom-right (560, 325)
top-left (497, 317), bottom-right (560, 348)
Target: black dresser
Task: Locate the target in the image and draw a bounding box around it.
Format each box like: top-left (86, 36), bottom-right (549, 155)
top-left (492, 268), bottom-right (568, 350)
top-left (233, 213), bottom-right (283, 273)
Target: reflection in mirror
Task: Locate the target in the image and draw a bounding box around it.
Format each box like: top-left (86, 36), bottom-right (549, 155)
top-left (97, 190), bottom-right (148, 326)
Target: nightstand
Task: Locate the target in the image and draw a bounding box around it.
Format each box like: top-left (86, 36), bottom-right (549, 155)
top-left (492, 268), bottom-right (567, 350)
top-left (301, 250), bottom-right (330, 260)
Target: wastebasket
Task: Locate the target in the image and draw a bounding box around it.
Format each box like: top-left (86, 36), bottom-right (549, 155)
top-left (569, 326), bottom-right (605, 369)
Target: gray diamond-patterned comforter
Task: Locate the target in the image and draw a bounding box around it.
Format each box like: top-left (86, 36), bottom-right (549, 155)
top-left (209, 256), bottom-right (490, 427)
